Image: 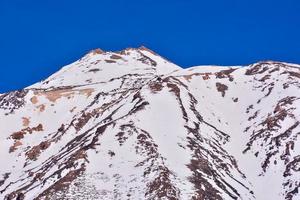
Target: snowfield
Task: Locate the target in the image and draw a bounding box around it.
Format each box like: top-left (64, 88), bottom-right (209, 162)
top-left (0, 47), bottom-right (300, 200)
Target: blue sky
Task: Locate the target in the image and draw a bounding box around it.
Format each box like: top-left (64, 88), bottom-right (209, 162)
top-left (1, 0), bottom-right (300, 92)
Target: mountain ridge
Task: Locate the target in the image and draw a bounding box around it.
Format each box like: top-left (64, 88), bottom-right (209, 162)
top-left (0, 47), bottom-right (300, 200)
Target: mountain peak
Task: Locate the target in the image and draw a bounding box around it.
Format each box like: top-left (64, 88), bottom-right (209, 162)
top-left (137, 45), bottom-right (158, 55)
top-left (88, 48), bottom-right (105, 55)
top-left (29, 46), bottom-right (181, 89)
top-left (86, 46), bottom-right (157, 56)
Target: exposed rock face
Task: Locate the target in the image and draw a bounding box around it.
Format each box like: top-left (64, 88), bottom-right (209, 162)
top-left (0, 90), bottom-right (28, 114)
top-left (0, 48), bottom-right (299, 200)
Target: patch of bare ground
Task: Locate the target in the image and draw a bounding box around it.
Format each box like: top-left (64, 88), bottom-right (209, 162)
top-left (202, 73), bottom-right (211, 80)
top-left (9, 140), bottom-right (23, 153)
top-left (269, 67), bottom-right (280, 73)
top-left (232, 97), bottom-right (238, 102)
top-left (282, 71), bottom-right (300, 79)
top-left (182, 72), bottom-right (212, 82)
top-left (9, 123), bottom-right (44, 153)
top-left (248, 111), bottom-right (259, 121)
top-left (89, 48), bottom-right (104, 55)
top-left (104, 59), bottom-right (116, 63)
top-left (73, 108), bottom-right (101, 132)
top-left (22, 117), bottom-right (30, 127)
top-left (183, 74), bottom-right (194, 82)
top-left (80, 88), bottom-right (94, 97)
top-left (216, 82), bottom-right (228, 97)
top-left (88, 68), bottom-right (100, 73)
top-left (115, 131), bottom-right (127, 146)
top-left (245, 63), bottom-right (269, 75)
top-left (10, 124), bottom-right (44, 140)
top-left (90, 60), bottom-right (102, 65)
top-left (215, 68), bottom-right (236, 81)
top-left (37, 104), bottom-right (46, 112)
top-left (0, 173), bottom-right (10, 187)
top-left (137, 53), bottom-right (157, 66)
top-left (259, 74), bottom-right (271, 82)
top-left (149, 81), bottom-right (163, 93)
top-left (5, 192), bottom-right (25, 200)
top-left (138, 46), bottom-right (158, 55)
top-left (26, 140), bottom-right (51, 160)
top-left (34, 88), bottom-right (94, 102)
top-left (30, 96), bottom-right (38, 104)
top-left (110, 54), bottom-right (122, 60)
top-left (70, 106), bottom-right (77, 113)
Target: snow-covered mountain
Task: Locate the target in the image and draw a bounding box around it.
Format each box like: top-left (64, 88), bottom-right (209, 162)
top-left (0, 47), bottom-right (299, 200)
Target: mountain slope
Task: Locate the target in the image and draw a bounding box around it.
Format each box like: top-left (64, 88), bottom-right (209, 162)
top-left (173, 61), bottom-right (300, 200)
top-left (0, 47), bottom-right (299, 200)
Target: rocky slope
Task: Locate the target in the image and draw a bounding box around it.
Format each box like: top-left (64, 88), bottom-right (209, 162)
top-left (0, 47), bottom-right (299, 200)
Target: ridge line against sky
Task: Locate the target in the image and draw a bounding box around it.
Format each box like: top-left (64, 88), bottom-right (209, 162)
top-left (0, 0), bottom-right (300, 93)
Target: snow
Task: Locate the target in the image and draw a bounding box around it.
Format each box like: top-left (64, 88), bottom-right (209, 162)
top-left (1, 47), bottom-right (300, 199)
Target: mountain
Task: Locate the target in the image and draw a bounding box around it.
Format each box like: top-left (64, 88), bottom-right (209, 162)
top-left (0, 46), bottom-right (299, 200)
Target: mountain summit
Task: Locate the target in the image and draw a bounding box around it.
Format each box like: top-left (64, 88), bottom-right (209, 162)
top-left (0, 48), bottom-right (300, 200)
top-left (29, 46), bottom-right (181, 89)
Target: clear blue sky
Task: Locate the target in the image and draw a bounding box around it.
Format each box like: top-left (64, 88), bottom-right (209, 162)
top-left (1, 0), bottom-right (300, 93)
